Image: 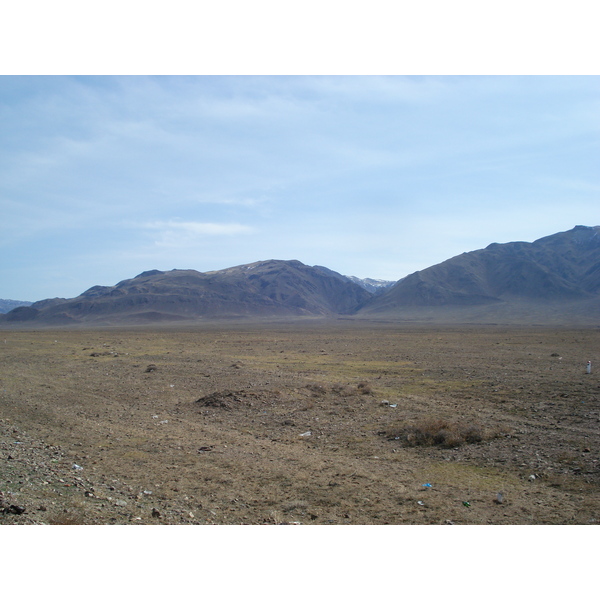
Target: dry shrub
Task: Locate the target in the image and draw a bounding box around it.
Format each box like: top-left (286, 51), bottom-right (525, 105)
top-left (298, 399), bottom-right (315, 411)
top-left (48, 511), bottom-right (86, 525)
top-left (384, 418), bottom-right (492, 448)
top-left (306, 382), bottom-right (373, 397)
top-left (357, 382), bottom-right (372, 395)
top-left (330, 383), bottom-right (352, 395)
top-left (282, 499), bottom-right (309, 513)
top-left (306, 384), bottom-right (327, 396)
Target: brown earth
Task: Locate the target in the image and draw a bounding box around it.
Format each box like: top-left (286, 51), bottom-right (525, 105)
top-left (1, 319), bottom-right (598, 525)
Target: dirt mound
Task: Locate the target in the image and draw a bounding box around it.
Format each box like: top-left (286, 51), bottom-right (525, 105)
top-left (196, 390), bottom-right (245, 410)
top-left (195, 388), bottom-right (281, 410)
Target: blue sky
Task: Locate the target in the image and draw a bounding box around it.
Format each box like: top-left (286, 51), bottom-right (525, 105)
top-left (1, 75), bottom-right (599, 301)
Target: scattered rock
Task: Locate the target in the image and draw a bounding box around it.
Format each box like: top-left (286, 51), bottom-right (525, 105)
top-left (145, 364), bottom-right (157, 372)
top-left (2, 326), bottom-right (599, 525)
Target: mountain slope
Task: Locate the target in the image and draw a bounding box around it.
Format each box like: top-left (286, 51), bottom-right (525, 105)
top-left (1, 260), bottom-right (372, 325)
top-left (0, 299), bottom-right (33, 314)
top-left (359, 225), bottom-right (600, 316)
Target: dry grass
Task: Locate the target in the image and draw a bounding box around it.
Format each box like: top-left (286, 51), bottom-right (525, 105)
top-left (1, 323), bottom-right (599, 525)
top-left (305, 381), bottom-right (373, 397)
top-left (48, 511), bottom-right (86, 525)
top-left (383, 417), bottom-right (499, 448)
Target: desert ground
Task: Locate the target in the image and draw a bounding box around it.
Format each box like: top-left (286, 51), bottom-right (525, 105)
top-left (1, 319), bottom-right (598, 525)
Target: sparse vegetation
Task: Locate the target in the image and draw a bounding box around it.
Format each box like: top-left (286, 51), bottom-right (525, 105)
top-left (48, 511), bottom-right (86, 525)
top-left (1, 323), bottom-right (598, 525)
top-left (306, 381), bottom-right (373, 397)
top-left (357, 382), bottom-right (373, 395)
top-left (383, 417), bottom-right (497, 448)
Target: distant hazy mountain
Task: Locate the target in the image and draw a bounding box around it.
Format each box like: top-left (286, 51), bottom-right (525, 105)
top-left (344, 276), bottom-right (396, 294)
top-left (358, 225), bottom-right (600, 315)
top-left (1, 260), bottom-right (372, 325)
top-left (0, 299), bottom-right (33, 314)
top-left (312, 265), bottom-right (396, 294)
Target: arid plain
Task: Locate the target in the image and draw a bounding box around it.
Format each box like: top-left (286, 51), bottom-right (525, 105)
top-left (1, 319), bottom-right (598, 525)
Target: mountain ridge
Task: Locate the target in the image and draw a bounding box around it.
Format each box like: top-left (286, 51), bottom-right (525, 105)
top-left (358, 225), bottom-right (600, 316)
top-left (2, 226), bottom-right (598, 326)
top-left (1, 260), bottom-right (372, 325)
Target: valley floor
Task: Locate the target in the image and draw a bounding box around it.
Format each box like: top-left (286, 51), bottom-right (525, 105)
top-left (1, 320), bottom-right (599, 525)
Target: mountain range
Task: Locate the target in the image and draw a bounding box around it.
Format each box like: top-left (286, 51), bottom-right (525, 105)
top-left (2, 226), bottom-right (599, 326)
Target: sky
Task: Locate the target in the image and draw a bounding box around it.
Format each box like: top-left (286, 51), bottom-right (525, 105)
top-left (1, 74), bottom-right (599, 301)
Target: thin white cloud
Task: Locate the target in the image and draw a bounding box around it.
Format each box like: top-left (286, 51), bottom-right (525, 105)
top-left (182, 192), bottom-right (269, 207)
top-left (143, 220), bottom-right (256, 247)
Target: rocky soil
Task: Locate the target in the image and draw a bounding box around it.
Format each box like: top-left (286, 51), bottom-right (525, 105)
top-left (1, 320), bottom-right (598, 525)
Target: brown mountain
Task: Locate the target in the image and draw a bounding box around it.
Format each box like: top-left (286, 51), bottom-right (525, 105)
top-left (358, 225), bottom-right (600, 320)
top-left (3, 226), bottom-right (599, 327)
top-left (2, 260), bottom-right (372, 325)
